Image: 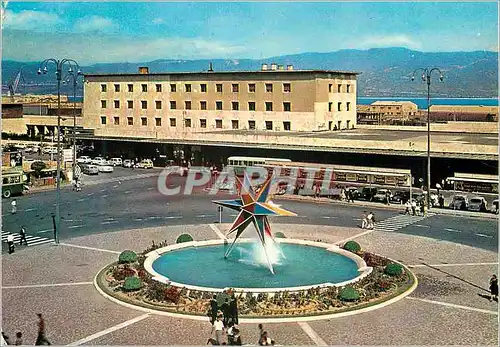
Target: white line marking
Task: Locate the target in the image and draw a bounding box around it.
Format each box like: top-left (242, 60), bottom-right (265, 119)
top-left (100, 189), bottom-right (106, 192)
top-left (23, 208), bottom-right (36, 212)
top-left (164, 216), bottom-right (182, 219)
top-left (336, 230), bottom-right (373, 245)
top-left (297, 322), bottom-right (328, 346)
top-left (476, 233), bottom-right (493, 238)
top-left (68, 225), bottom-right (84, 229)
top-left (321, 216), bottom-right (336, 219)
top-left (77, 198), bottom-right (86, 202)
top-left (134, 218), bottom-right (143, 221)
top-left (113, 185), bottom-right (118, 188)
top-left (406, 297), bottom-right (498, 315)
top-left (101, 194), bottom-right (109, 198)
top-left (59, 243), bottom-right (121, 254)
top-left (147, 187), bottom-right (154, 190)
top-left (67, 313), bottom-right (150, 346)
top-left (27, 239), bottom-right (54, 246)
top-left (414, 224), bottom-right (430, 228)
top-left (209, 223), bottom-right (227, 240)
top-left (2, 282), bottom-right (93, 289)
top-left (37, 229), bottom-right (53, 234)
top-left (125, 191), bottom-right (131, 194)
top-left (87, 193), bottom-right (94, 196)
top-left (196, 214), bottom-right (213, 218)
top-left (101, 221), bottom-right (118, 225)
top-left (409, 262), bottom-right (499, 268)
top-left (64, 219), bottom-right (83, 222)
top-left (445, 228), bottom-right (462, 233)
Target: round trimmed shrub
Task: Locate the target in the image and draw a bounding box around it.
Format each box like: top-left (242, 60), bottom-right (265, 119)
top-left (176, 233), bottom-right (194, 243)
top-left (275, 232), bottom-right (286, 238)
top-left (123, 276), bottom-right (142, 291)
top-left (118, 250), bottom-right (137, 264)
top-left (343, 241), bottom-right (361, 253)
top-left (339, 286), bottom-right (360, 301)
top-left (384, 263), bottom-right (404, 277)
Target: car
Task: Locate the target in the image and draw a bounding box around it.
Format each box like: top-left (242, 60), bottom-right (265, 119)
top-left (492, 199), bottom-right (499, 214)
top-left (358, 187), bottom-right (378, 201)
top-left (138, 159), bottom-right (154, 169)
top-left (390, 191), bottom-right (410, 204)
top-left (77, 156), bottom-right (92, 164)
top-left (43, 147), bottom-right (58, 154)
top-left (98, 164), bottom-right (114, 173)
top-left (91, 157), bottom-right (106, 165)
top-left (449, 195), bottom-right (468, 210)
top-left (345, 187), bottom-right (360, 199)
top-left (82, 164), bottom-right (99, 175)
top-left (372, 189), bottom-right (392, 203)
top-left (468, 196), bottom-right (487, 212)
top-left (110, 158), bottom-right (123, 166)
top-left (122, 159), bottom-right (134, 168)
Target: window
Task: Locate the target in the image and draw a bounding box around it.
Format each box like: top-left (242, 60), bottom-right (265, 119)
top-left (328, 84), bottom-right (332, 93)
top-left (114, 100), bottom-right (120, 108)
top-left (283, 83), bottom-right (291, 92)
top-left (142, 84), bottom-right (148, 92)
top-left (185, 101), bottom-right (192, 110)
top-left (232, 102), bottom-right (239, 111)
top-left (337, 102), bottom-right (342, 111)
top-left (170, 84), bottom-right (176, 92)
top-left (215, 119), bottom-right (222, 128)
top-left (141, 117), bottom-right (147, 126)
top-left (200, 101), bottom-right (207, 110)
top-left (156, 84), bottom-right (162, 92)
top-left (155, 101), bottom-right (162, 109)
top-left (248, 120), bottom-right (256, 130)
top-left (216, 101), bottom-right (223, 110)
top-left (114, 84), bottom-right (120, 92)
top-left (328, 102), bottom-right (333, 112)
top-left (127, 100), bottom-right (133, 109)
top-left (232, 84), bottom-right (239, 92)
top-left (200, 119), bottom-right (207, 128)
top-left (265, 121), bottom-right (273, 130)
top-left (265, 102), bottom-right (273, 112)
top-left (100, 116), bottom-right (106, 125)
top-left (170, 101), bottom-right (177, 110)
top-left (346, 102), bottom-right (351, 111)
top-left (127, 117), bottom-right (133, 125)
top-left (170, 118), bottom-right (176, 127)
top-left (338, 120), bottom-right (341, 129)
top-left (184, 118), bottom-right (191, 127)
top-left (128, 84), bottom-right (133, 92)
top-left (346, 120), bottom-right (351, 128)
top-left (283, 121), bottom-right (291, 131)
top-left (114, 117), bottom-right (120, 125)
top-left (248, 83), bottom-right (256, 92)
top-left (101, 84), bottom-right (107, 92)
top-left (141, 100), bottom-right (147, 109)
top-left (155, 118), bottom-right (161, 126)
top-left (200, 84), bottom-right (207, 92)
top-left (185, 84), bottom-right (191, 92)
top-left (265, 83), bottom-right (273, 92)
top-left (216, 84), bottom-right (223, 93)
top-left (337, 84), bottom-right (342, 93)
top-left (232, 120), bottom-right (239, 129)
top-left (347, 84), bottom-right (351, 93)
top-left (248, 102), bottom-right (256, 111)
top-left (283, 102), bottom-right (291, 112)
top-left (101, 100), bottom-right (107, 108)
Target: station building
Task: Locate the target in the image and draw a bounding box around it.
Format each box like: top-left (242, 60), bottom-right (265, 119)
top-left (81, 65), bottom-right (358, 138)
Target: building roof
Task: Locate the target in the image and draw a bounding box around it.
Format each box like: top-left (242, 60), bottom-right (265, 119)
top-left (429, 105), bottom-right (498, 114)
top-left (371, 101), bottom-right (417, 106)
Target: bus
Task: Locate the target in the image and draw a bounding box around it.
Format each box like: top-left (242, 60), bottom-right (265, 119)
top-left (2, 169), bottom-right (29, 198)
top-left (226, 156), bottom-right (291, 176)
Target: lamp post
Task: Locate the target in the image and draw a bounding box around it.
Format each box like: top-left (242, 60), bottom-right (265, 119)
top-left (37, 58), bottom-right (81, 244)
top-left (63, 68), bottom-right (83, 180)
top-left (411, 68), bottom-right (444, 211)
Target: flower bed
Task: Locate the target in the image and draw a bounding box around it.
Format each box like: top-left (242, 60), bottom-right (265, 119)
top-left (96, 241), bottom-right (416, 319)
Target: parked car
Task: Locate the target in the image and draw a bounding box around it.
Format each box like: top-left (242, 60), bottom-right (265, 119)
top-left (138, 159), bottom-right (154, 169)
top-left (98, 164), bottom-right (114, 173)
top-left (372, 189), bottom-right (392, 203)
top-left (110, 158), bottom-right (123, 166)
top-left (82, 164), bottom-right (99, 175)
top-left (122, 159), bottom-right (134, 168)
top-left (390, 191), bottom-right (410, 204)
top-left (345, 187), bottom-right (360, 199)
top-left (468, 197), bottom-right (487, 212)
top-left (91, 157), bottom-right (107, 165)
top-left (359, 187), bottom-right (378, 201)
top-left (492, 199), bottom-right (498, 214)
top-left (77, 156), bottom-right (92, 164)
top-left (449, 195), bottom-right (468, 210)
top-left (43, 147), bottom-right (58, 155)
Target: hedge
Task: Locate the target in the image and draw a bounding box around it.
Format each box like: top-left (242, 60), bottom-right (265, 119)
top-left (343, 241), bottom-right (361, 253)
top-left (176, 233), bottom-right (194, 243)
top-left (123, 276), bottom-right (142, 291)
top-left (274, 232), bottom-right (286, 239)
top-left (384, 263), bottom-right (404, 277)
top-left (339, 286), bottom-right (360, 301)
top-left (119, 250), bottom-right (137, 264)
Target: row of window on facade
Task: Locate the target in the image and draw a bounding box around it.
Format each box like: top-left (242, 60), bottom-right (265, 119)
top-left (101, 100), bottom-right (351, 112)
top-left (100, 82), bottom-right (352, 94)
top-left (100, 116), bottom-right (292, 131)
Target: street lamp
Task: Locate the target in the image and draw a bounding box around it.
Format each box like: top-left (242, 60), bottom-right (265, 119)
top-left (411, 67), bottom-right (444, 211)
top-left (62, 67), bottom-right (83, 181)
top-left (37, 58), bottom-right (80, 244)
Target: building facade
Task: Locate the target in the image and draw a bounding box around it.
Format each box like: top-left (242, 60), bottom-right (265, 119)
top-left (82, 67), bottom-right (358, 139)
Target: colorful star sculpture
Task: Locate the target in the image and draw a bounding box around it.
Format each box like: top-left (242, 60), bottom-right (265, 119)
top-left (213, 173), bottom-right (297, 274)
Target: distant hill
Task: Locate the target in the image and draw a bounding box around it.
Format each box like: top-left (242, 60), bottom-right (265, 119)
top-left (2, 47), bottom-right (498, 98)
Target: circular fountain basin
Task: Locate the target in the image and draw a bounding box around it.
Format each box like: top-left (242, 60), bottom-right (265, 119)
top-left (145, 239), bottom-right (371, 293)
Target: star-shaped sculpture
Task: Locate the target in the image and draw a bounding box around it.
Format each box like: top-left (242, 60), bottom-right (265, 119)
top-left (213, 173), bottom-right (297, 274)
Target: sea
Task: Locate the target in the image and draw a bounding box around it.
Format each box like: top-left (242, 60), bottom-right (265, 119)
top-left (357, 97), bottom-right (498, 109)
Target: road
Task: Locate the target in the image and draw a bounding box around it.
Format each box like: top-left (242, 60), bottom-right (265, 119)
top-left (2, 168), bottom-right (497, 252)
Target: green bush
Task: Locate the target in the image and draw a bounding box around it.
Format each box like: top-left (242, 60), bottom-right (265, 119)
top-left (339, 286), bottom-right (360, 301)
top-left (118, 250), bottom-right (137, 264)
top-left (123, 276), bottom-right (142, 291)
top-left (384, 263), bottom-right (404, 277)
top-left (176, 233), bottom-right (194, 243)
top-left (343, 241), bottom-right (361, 253)
top-left (274, 232), bottom-right (286, 238)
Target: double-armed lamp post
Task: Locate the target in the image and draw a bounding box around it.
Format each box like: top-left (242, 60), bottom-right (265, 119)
top-left (37, 58), bottom-right (81, 244)
top-left (411, 67), bottom-right (444, 210)
top-left (63, 69), bottom-right (83, 180)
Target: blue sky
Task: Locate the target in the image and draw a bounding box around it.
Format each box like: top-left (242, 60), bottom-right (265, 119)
top-left (2, 1), bottom-right (498, 64)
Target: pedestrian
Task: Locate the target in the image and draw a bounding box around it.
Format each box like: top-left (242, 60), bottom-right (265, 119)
top-left (7, 233), bottom-right (15, 254)
top-left (439, 194), bottom-right (444, 208)
top-left (405, 201), bottom-right (412, 215)
top-left (258, 324), bottom-right (264, 341)
top-left (2, 331), bottom-right (10, 345)
top-left (209, 295), bottom-right (218, 324)
top-left (226, 322), bottom-right (235, 345)
top-left (231, 327), bottom-right (242, 346)
top-left (221, 298), bottom-right (231, 327)
top-left (489, 274), bottom-right (498, 302)
top-left (14, 332), bottom-right (22, 346)
top-left (11, 199), bottom-right (17, 214)
top-left (210, 315), bottom-right (225, 345)
top-left (385, 191), bottom-right (390, 205)
top-left (229, 294), bottom-right (238, 324)
top-left (361, 211), bottom-right (368, 229)
top-left (19, 226), bottom-right (28, 246)
top-left (348, 189), bottom-right (355, 203)
top-left (340, 188), bottom-right (346, 201)
top-left (367, 212), bottom-right (375, 230)
top-left (35, 313), bottom-right (51, 345)
top-left (258, 331), bottom-right (274, 346)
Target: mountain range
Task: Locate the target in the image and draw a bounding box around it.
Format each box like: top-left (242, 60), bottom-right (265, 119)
top-left (2, 47), bottom-right (498, 98)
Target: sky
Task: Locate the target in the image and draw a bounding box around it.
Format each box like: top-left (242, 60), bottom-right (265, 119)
top-left (2, 1), bottom-right (499, 65)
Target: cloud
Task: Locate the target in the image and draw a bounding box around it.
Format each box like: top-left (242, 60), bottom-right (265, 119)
top-left (73, 15), bottom-right (118, 33)
top-left (360, 35), bottom-right (422, 50)
top-left (3, 9), bottom-right (62, 30)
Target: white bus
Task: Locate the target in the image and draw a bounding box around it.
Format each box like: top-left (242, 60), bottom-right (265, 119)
top-left (227, 156), bottom-right (291, 168)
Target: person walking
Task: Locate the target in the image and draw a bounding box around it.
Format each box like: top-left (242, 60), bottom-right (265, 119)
top-left (210, 315), bottom-right (225, 345)
top-left (7, 233), bottom-right (15, 254)
top-left (367, 212), bottom-right (375, 230)
top-left (11, 199), bottom-right (17, 215)
top-left (361, 211), bottom-right (368, 229)
top-left (19, 226), bottom-right (28, 246)
top-left (221, 298), bottom-right (231, 327)
top-left (35, 313), bottom-right (51, 345)
top-left (209, 295), bottom-right (218, 324)
top-left (229, 294), bottom-right (238, 325)
top-left (14, 332), bottom-right (23, 346)
top-left (489, 274), bottom-right (498, 302)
